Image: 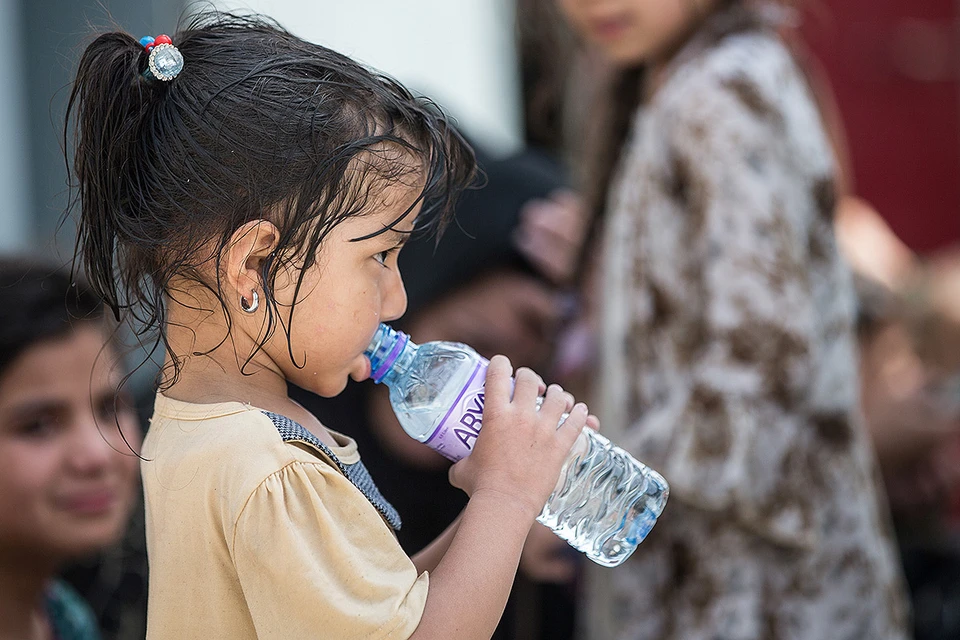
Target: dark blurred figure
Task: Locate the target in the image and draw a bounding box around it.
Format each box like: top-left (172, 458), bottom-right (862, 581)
top-left (840, 205), bottom-right (960, 640)
top-left (291, 143), bottom-right (584, 640)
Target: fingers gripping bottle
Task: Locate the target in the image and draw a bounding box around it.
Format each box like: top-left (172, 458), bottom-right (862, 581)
top-left (365, 324), bottom-right (669, 568)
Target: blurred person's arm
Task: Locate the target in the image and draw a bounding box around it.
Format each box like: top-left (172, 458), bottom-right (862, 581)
top-left (835, 196), bottom-right (918, 295)
top-left (840, 207), bottom-right (960, 471)
top-left (858, 318), bottom-right (960, 470)
top-left (514, 189), bottom-right (590, 286)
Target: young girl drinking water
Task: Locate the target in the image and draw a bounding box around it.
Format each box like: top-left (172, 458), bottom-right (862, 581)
top-left (65, 13), bottom-right (592, 640)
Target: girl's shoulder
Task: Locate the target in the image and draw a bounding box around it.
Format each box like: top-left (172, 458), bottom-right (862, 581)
top-left (144, 394), bottom-right (355, 503)
top-left (148, 393), bottom-right (343, 453)
top-left (651, 28), bottom-right (830, 169)
top-left (657, 29), bottom-right (803, 122)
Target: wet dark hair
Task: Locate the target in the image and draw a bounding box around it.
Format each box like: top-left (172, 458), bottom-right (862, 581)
top-left (64, 12), bottom-right (476, 383)
top-left (0, 257), bottom-right (104, 377)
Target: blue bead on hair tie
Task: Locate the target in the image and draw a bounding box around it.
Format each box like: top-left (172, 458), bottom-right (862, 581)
top-left (139, 36), bottom-right (155, 49)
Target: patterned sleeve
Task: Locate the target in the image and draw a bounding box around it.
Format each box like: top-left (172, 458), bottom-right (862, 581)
top-left (629, 60), bottom-right (845, 549)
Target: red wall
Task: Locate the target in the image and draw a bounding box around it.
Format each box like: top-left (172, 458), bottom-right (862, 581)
top-left (803, 0), bottom-right (960, 254)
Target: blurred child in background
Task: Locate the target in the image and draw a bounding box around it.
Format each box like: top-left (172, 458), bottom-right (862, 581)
top-left (549, 0), bottom-right (911, 637)
top-left (0, 258), bottom-right (140, 640)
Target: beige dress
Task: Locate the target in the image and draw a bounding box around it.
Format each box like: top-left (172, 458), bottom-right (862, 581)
top-left (142, 395), bottom-right (427, 639)
top-left (584, 18), bottom-right (911, 640)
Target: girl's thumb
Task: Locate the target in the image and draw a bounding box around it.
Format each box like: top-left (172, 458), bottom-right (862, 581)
top-left (448, 459), bottom-right (468, 492)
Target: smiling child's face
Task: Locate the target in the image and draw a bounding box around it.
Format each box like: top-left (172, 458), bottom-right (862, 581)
top-left (0, 324), bottom-right (140, 564)
top-left (267, 180), bottom-right (421, 398)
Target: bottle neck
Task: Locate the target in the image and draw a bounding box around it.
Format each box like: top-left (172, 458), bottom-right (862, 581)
top-left (365, 323), bottom-right (419, 386)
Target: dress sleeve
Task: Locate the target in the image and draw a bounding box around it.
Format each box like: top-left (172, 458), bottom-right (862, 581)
top-left (630, 67), bottom-right (845, 549)
top-left (231, 461), bottom-right (428, 639)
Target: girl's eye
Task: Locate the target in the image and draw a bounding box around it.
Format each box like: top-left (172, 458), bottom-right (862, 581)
top-left (17, 414), bottom-right (61, 439)
top-left (96, 398), bottom-right (119, 422)
top-left (374, 247), bottom-right (400, 266)
top-left (95, 393), bottom-right (134, 424)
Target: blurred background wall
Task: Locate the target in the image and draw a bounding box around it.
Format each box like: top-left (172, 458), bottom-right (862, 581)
top-left (1, 0), bottom-right (183, 258)
top-left (0, 0), bottom-right (31, 252)
top-left (803, 0), bottom-right (960, 253)
top-left (215, 0), bottom-right (524, 156)
top-left (0, 0), bottom-right (524, 263)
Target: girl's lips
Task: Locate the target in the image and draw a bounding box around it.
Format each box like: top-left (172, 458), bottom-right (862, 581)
top-left (351, 356), bottom-right (372, 383)
top-left (590, 16), bottom-right (631, 41)
top-left (59, 488), bottom-right (118, 516)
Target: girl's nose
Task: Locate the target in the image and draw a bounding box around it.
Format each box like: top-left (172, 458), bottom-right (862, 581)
top-left (382, 269), bottom-right (408, 323)
top-left (66, 415), bottom-right (115, 475)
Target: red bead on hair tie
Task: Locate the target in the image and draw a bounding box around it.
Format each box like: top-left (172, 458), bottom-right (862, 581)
top-left (154, 34), bottom-right (172, 46)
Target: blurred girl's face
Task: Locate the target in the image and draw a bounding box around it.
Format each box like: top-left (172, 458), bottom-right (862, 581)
top-left (558, 0), bottom-right (719, 68)
top-left (0, 325), bottom-right (140, 563)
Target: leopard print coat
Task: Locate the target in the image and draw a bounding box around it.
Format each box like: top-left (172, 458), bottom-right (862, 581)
top-left (583, 14), bottom-right (910, 640)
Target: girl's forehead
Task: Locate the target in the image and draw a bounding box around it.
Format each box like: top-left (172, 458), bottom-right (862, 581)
top-left (365, 180), bottom-right (425, 228)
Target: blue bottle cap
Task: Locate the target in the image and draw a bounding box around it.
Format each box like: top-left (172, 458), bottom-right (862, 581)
top-left (365, 324), bottom-right (409, 383)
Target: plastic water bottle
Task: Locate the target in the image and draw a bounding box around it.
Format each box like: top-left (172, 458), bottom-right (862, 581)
top-left (365, 323), bottom-right (669, 567)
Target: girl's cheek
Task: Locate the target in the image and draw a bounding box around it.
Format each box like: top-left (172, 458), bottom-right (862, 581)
top-left (0, 446), bottom-right (54, 496)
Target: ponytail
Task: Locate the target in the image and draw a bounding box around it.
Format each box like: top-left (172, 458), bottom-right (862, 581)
top-left (65, 32), bottom-right (155, 321)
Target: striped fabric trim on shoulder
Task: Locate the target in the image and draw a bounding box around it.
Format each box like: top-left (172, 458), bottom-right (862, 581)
top-left (261, 411), bottom-right (402, 531)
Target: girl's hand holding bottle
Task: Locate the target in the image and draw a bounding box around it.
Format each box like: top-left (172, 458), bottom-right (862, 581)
top-left (447, 356), bottom-right (587, 520)
top-left (367, 323), bottom-right (668, 567)
top-left (408, 357), bottom-right (589, 640)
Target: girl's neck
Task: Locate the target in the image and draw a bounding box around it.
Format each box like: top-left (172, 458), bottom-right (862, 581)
top-left (163, 294), bottom-right (290, 407)
top-left (160, 286), bottom-right (337, 443)
top-left (163, 349), bottom-right (289, 408)
top-left (162, 308), bottom-right (332, 436)
top-left (163, 351), bottom-right (335, 444)
top-left (0, 559), bottom-right (54, 640)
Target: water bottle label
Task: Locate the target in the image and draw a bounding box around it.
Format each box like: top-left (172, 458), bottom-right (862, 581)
top-left (424, 359), bottom-right (489, 462)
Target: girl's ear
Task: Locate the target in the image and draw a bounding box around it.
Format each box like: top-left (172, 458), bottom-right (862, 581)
top-left (223, 220), bottom-right (280, 309)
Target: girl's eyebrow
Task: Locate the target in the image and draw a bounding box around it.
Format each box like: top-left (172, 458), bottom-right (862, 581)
top-left (385, 228), bottom-right (413, 244)
top-left (351, 225), bottom-right (414, 244)
top-left (0, 399), bottom-right (68, 421)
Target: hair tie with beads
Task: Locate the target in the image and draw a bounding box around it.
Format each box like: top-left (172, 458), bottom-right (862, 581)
top-left (139, 34), bottom-right (183, 82)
